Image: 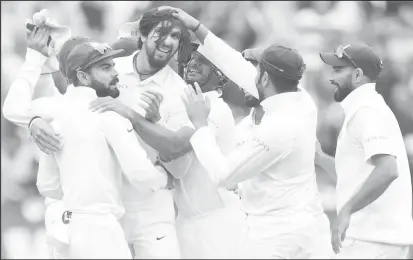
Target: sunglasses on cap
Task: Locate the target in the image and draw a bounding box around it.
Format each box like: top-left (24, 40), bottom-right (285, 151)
top-left (334, 45), bottom-right (359, 68)
top-left (75, 42), bottom-right (113, 71)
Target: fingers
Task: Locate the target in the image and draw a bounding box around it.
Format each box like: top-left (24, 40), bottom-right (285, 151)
top-left (204, 95), bottom-right (211, 109)
top-left (34, 134), bottom-right (60, 154)
top-left (140, 93), bottom-right (160, 109)
top-left (331, 228), bottom-right (342, 254)
top-left (141, 90), bottom-right (163, 104)
top-left (193, 82), bottom-right (202, 95)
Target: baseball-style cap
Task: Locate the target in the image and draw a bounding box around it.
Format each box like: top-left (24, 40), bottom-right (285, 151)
top-left (58, 38), bottom-right (123, 78)
top-left (254, 44), bottom-right (306, 81)
top-left (319, 43), bottom-right (383, 80)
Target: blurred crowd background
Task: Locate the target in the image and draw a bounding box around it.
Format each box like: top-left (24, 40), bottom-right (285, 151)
top-left (1, 1), bottom-right (412, 258)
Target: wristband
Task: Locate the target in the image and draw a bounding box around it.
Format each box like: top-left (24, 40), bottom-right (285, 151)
top-left (28, 116), bottom-right (42, 129)
top-left (193, 21), bottom-right (201, 32)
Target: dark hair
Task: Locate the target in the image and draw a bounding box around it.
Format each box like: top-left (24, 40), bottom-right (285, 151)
top-left (258, 61), bottom-right (299, 93)
top-left (69, 67), bottom-right (92, 87)
top-left (138, 7), bottom-right (192, 76)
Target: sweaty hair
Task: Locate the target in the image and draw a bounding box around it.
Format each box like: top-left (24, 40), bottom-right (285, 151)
top-left (138, 7), bottom-right (192, 76)
top-left (258, 61), bottom-right (299, 93)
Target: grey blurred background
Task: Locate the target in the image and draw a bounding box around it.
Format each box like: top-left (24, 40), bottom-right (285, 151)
top-left (1, 1), bottom-right (413, 258)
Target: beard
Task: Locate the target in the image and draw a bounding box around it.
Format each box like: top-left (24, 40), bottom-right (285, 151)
top-left (91, 77), bottom-right (120, 98)
top-left (333, 77), bottom-right (353, 102)
top-left (146, 42), bottom-right (178, 69)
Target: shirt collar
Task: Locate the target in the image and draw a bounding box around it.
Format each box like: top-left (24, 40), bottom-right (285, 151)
top-left (260, 91), bottom-right (303, 113)
top-left (124, 51), bottom-right (171, 87)
top-left (340, 83), bottom-right (377, 115)
top-left (65, 85), bottom-right (98, 101)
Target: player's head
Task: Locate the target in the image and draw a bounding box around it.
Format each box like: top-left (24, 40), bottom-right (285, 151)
top-left (59, 37), bottom-right (123, 98)
top-left (184, 42), bottom-right (229, 93)
top-left (138, 7), bottom-right (191, 70)
top-left (254, 44), bottom-right (305, 102)
top-left (319, 43), bottom-right (383, 102)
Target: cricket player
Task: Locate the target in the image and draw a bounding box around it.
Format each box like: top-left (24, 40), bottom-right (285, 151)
top-left (242, 47), bottom-right (334, 259)
top-left (2, 27), bottom-right (169, 258)
top-left (88, 8), bottom-right (247, 259)
top-left (167, 42), bottom-right (246, 259)
top-left (169, 7), bottom-right (327, 259)
top-left (319, 44), bottom-right (413, 258)
top-left (89, 8), bottom-right (196, 259)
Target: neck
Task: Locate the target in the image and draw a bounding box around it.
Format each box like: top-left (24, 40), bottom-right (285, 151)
top-left (135, 49), bottom-right (159, 80)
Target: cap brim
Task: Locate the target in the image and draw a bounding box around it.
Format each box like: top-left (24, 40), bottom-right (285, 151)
top-left (319, 52), bottom-right (349, 67)
top-left (85, 49), bottom-right (125, 69)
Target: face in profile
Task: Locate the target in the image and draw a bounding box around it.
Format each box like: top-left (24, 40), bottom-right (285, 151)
top-left (329, 66), bottom-right (355, 102)
top-left (142, 20), bottom-right (182, 69)
top-left (86, 57), bottom-right (120, 98)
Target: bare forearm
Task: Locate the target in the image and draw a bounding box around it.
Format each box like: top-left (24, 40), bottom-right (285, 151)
top-left (193, 24), bottom-right (208, 44)
top-left (341, 162), bottom-right (398, 215)
top-left (128, 110), bottom-right (193, 158)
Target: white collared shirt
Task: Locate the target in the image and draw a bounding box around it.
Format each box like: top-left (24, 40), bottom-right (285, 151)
top-left (336, 83), bottom-right (413, 244)
top-left (3, 49), bottom-right (168, 219)
top-left (191, 91), bottom-right (319, 217)
top-left (115, 53), bottom-right (240, 220)
top-left (192, 31), bottom-right (322, 220)
top-left (173, 90), bottom-right (241, 218)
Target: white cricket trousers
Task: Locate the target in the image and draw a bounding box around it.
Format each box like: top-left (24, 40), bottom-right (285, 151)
top-left (176, 207), bottom-right (247, 259)
top-left (67, 213), bottom-right (132, 259)
top-left (335, 238), bottom-right (411, 259)
top-left (310, 212), bottom-right (334, 259)
top-left (240, 212), bottom-right (319, 259)
top-left (127, 222), bottom-right (180, 259)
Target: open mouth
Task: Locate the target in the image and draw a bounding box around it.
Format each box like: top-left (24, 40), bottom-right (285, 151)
top-left (187, 67), bottom-right (202, 75)
top-left (156, 45), bottom-right (171, 54)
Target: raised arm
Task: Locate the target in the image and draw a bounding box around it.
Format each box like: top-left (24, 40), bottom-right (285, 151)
top-left (170, 7), bottom-right (259, 98)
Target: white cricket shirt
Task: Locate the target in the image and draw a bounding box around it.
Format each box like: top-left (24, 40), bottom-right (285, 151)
top-left (335, 83), bottom-right (413, 244)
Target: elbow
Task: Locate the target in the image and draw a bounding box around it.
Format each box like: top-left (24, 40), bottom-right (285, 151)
top-left (2, 102), bottom-right (13, 122)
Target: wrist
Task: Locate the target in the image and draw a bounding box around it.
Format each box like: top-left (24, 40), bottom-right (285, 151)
top-left (26, 48), bottom-right (48, 66)
top-left (28, 116), bottom-right (42, 130)
top-left (192, 20), bottom-right (201, 32)
top-left (339, 205), bottom-right (353, 216)
top-left (192, 119), bottom-right (208, 129)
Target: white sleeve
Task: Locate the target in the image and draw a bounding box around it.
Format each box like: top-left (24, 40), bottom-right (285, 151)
top-left (2, 48), bottom-right (55, 127)
top-left (36, 153), bottom-right (63, 200)
top-left (349, 107), bottom-right (398, 162)
top-left (100, 111), bottom-right (167, 193)
top-left (198, 32), bottom-right (259, 98)
top-left (190, 123), bottom-right (293, 188)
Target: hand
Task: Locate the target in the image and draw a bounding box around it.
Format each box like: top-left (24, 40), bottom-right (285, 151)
top-left (30, 118), bottom-right (63, 154)
top-left (89, 96), bottom-right (133, 120)
top-left (27, 25), bottom-right (51, 57)
top-left (158, 6), bottom-right (200, 30)
top-left (331, 208), bottom-right (351, 254)
top-left (181, 82), bottom-right (210, 129)
top-left (139, 90), bottom-right (163, 123)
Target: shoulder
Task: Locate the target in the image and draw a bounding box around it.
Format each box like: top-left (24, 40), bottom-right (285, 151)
top-left (98, 111), bottom-right (133, 132)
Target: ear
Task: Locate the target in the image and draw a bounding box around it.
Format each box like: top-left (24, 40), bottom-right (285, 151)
top-left (140, 35), bottom-right (147, 43)
top-left (354, 68), bottom-right (364, 83)
top-left (262, 71), bottom-right (269, 88)
top-left (77, 71), bottom-right (90, 85)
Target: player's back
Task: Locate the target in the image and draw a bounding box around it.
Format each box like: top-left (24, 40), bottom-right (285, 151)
top-left (51, 87), bottom-right (125, 219)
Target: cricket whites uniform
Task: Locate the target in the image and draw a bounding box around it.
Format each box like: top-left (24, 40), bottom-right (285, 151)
top-left (3, 48), bottom-right (168, 259)
top-left (116, 51), bottom-right (246, 259)
top-left (334, 83), bottom-right (413, 259)
top-left (192, 31), bottom-right (331, 258)
top-left (173, 90), bottom-right (245, 259)
top-left (115, 53), bottom-right (183, 259)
